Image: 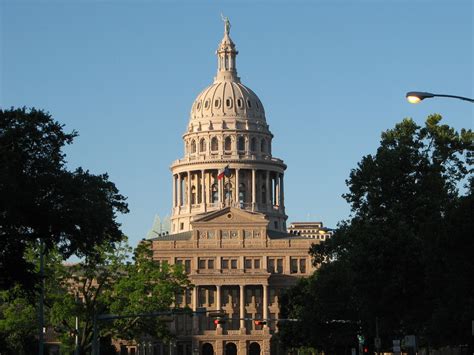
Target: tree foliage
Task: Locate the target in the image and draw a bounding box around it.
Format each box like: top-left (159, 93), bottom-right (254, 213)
top-left (280, 115), bottom-right (473, 351)
top-left (0, 107), bottom-right (129, 290)
top-left (0, 240), bottom-right (191, 354)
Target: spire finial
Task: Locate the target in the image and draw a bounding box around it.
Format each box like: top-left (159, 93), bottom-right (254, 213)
top-left (221, 13), bottom-right (231, 35)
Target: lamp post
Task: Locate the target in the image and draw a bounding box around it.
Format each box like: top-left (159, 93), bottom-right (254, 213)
top-left (406, 91), bottom-right (474, 103)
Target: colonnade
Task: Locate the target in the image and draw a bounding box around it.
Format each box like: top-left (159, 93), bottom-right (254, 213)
top-left (172, 168), bottom-right (284, 213)
top-left (191, 284), bottom-right (270, 331)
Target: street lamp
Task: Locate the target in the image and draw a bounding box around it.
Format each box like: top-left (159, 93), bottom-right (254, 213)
top-left (406, 91), bottom-right (474, 103)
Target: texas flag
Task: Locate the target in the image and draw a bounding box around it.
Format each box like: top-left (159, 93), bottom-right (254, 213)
top-left (217, 165), bottom-right (231, 180)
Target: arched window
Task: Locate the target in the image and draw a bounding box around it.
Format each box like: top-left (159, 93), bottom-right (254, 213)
top-left (238, 136), bottom-right (245, 151)
top-left (261, 184), bottom-right (267, 204)
top-left (191, 186), bottom-right (196, 205)
top-left (200, 138), bottom-right (206, 152)
top-left (260, 139), bottom-right (266, 153)
top-left (211, 183), bottom-right (218, 203)
top-left (250, 137), bottom-right (256, 152)
top-left (191, 140), bottom-right (196, 154)
top-left (224, 137), bottom-right (232, 151)
top-left (211, 137), bottom-right (218, 151)
top-left (239, 183), bottom-right (246, 204)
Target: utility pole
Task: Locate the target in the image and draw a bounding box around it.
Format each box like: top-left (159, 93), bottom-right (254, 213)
top-left (38, 239), bottom-right (45, 355)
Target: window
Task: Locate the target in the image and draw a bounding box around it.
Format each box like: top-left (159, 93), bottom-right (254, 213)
top-left (199, 138), bottom-right (206, 152)
top-left (247, 99), bottom-right (252, 108)
top-left (224, 137), bottom-right (231, 151)
top-left (237, 136), bottom-right (245, 151)
top-left (199, 258), bottom-right (215, 270)
top-left (274, 221), bottom-right (279, 229)
top-left (222, 259), bottom-right (229, 269)
top-left (260, 139), bottom-right (266, 153)
top-left (214, 99), bottom-right (220, 108)
top-left (196, 102), bottom-right (201, 111)
top-left (276, 259), bottom-right (283, 273)
top-left (254, 259), bottom-right (260, 269)
top-left (211, 137), bottom-right (218, 151)
top-left (261, 185), bottom-right (267, 204)
top-left (211, 183), bottom-right (218, 203)
top-left (231, 259), bottom-right (237, 269)
top-left (250, 137), bottom-right (256, 152)
top-left (245, 259), bottom-right (252, 269)
top-left (191, 186), bottom-right (196, 205)
top-left (299, 258), bottom-right (306, 273)
top-left (237, 98), bottom-right (242, 108)
top-left (290, 258), bottom-right (298, 274)
top-left (204, 99), bottom-right (210, 109)
top-left (208, 259), bottom-right (214, 269)
top-left (239, 183), bottom-right (246, 204)
top-left (190, 140), bottom-right (196, 153)
top-left (268, 258), bottom-right (275, 273)
top-left (226, 98), bottom-right (232, 108)
top-left (180, 223), bottom-right (184, 230)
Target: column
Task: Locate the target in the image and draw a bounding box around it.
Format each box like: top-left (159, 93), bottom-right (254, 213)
top-left (239, 285), bottom-right (245, 329)
top-left (265, 171), bottom-right (271, 208)
top-left (177, 173), bottom-right (181, 209)
top-left (263, 285), bottom-right (268, 328)
top-left (201, 170), bottom-right (206, 212)
top-left (235, 168), bottom-right (240, 207)
top-left (172, 174), bottom-right (176, 208)
top-left (216, 285), bottom-right (222, 329)
top-left (251, 169), bottom-right (256, 211)
top-left (275, 174), bottom-right (280, 207)
top-left (187, 171), bottom-right (192, 212)
top-left (218, 170), bottom-right (222, 206)
top-left (280, 173), bottom-right (285, 208)
top-left (192, 286), bottom-right (199, 333)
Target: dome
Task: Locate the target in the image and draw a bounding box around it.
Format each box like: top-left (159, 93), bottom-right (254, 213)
top-left (188, 18), bottom-right (266, 124)
top-left (190, 81), bottom-right (266, 121)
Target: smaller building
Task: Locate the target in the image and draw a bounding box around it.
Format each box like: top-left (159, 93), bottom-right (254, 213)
top-left (287, 222), bottom-right (333, 241)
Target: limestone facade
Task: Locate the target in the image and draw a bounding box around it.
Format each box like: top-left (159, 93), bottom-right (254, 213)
top-left (150, 19), bottom-right (319, 355)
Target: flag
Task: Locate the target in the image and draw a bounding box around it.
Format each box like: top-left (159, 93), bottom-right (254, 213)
top-left (218, 165), bottom-right (231, 180)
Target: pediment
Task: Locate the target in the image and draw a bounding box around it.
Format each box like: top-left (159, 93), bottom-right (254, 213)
top-left (192, 207), bottom-right (268, 227)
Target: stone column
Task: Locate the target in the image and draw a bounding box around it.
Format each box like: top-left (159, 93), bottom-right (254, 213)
top-left (235, 168), bottom-right (240, 207)
top-left (192, 286), bottom-right (199, 333)
top-left (274, 174), bottom-right (279, 207)
top-left (240, 285), bottom-right (245, 330)
top-left (263, 285), bottom-right (268, 328)
top-left (218, 170), bottom-right (222, 206)
top-left (201, 169), bottom-right (206, 212)
top-left (251, 169), bottom-right (256, 211)
top-left (172, 174), bottom-right (176, 208)
top-left (265, 171), bottom-right (271, 208)
top-left (216, 285), bottom-right (222, 330)
top-left (280, 173), bottom-right (285, 208)
top-left (177, 173), bottom-right (181, 209)
top-left (187, 171), bottom-right (192, 212)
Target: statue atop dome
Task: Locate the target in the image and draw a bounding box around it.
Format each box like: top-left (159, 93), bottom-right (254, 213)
top-left (221, 13), bottom-right (231, 35)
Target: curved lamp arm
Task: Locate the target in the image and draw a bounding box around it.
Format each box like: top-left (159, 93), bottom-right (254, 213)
top-left (406, 91), bottom-right (474, 103)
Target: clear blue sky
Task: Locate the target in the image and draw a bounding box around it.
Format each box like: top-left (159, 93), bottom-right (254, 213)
top-left (1, 0), bottom-right (472, 250)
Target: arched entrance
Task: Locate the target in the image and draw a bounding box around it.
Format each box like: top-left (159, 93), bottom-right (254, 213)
top-left (225, 342), bottom-right (237, 355)
top-left (249, 342), bottom-right (261, 355)
top-left (202, 343), bottom-right (214, 355)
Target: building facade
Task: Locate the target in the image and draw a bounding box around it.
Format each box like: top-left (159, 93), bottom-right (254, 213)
top-left (150, 19), bottom-right (320, 355)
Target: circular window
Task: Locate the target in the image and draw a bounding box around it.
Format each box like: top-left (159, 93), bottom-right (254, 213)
top-left (227, 213), bottom-right (233, 219)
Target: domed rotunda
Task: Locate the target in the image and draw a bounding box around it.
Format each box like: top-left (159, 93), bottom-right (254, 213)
top-left (170, 19), bottom-right (287, 233)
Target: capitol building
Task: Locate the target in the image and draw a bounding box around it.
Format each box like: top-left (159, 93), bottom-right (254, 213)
top-left (148, 19), bottom-right (329, 355)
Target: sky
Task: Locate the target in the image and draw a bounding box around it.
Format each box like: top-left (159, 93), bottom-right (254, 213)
top-left (1, 0), bottom-right (472, 250)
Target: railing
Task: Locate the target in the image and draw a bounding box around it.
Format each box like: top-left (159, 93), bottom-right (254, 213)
top-left (171, 153), bottom-right (285, 166)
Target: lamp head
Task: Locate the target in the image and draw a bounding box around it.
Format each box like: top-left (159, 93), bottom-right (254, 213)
top-left (406, 91), bottom-right (435, 104)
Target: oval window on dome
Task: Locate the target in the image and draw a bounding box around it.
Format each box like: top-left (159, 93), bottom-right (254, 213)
top-left (237, 98), bottom-right (243, 108)
top-left (204, 99), bottom-right (210, 109)
top-left (247, 100), bottom-right (252, 108)
top-left (214, 99), bottom-right (220, 108)
top-left (226, 98), bottom-right (233, 108)
top-left (196, 102), bottom-right (201, 111)
top-left (256, 101), bottom-right (260, 110)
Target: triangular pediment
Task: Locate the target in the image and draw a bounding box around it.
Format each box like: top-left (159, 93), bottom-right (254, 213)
top-left (192, 207), bottom-right (268, 227)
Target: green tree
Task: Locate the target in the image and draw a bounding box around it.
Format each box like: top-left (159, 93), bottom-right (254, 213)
top-left (280, 115), bottom-right (473, 351)
top-left (0, 107), bottom-right (129, 290)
